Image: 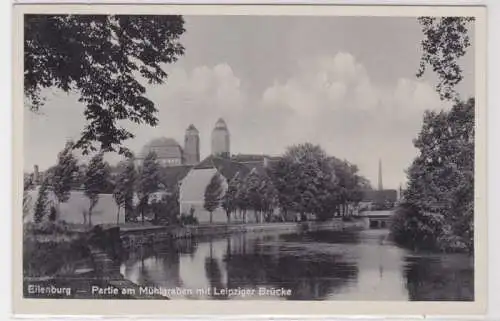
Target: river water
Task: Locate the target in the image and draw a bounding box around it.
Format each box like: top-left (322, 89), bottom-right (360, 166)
top-left (120, 228), bottom-right (474, 301)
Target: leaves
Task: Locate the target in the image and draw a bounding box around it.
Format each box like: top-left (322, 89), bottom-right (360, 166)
top-left (83, 152), bottom-right (111, 208)
top-left (204, 173), bottom-right (223, 214)
top-left (24, 15), bottom-right (185, 154)
top-left (137, 151), bottom-right (161, 197)
top-left (394, 98), bottom-right (474, 252)
top-left (33, 178), bottom-right (50, 223)
top-left (50, 141), bottom-right (79, 203)
top-left (417, 17), bottom-right (474, 102)
top-left (268, 143), bottom-right (368, 220)
top-left (113, 157), bottom-right (137, 211)
top-left (222, 174), bottom-right (240, 216)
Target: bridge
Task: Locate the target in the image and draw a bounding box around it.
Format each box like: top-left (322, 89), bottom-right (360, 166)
top-left (358, 210), bottom-right (395, 229)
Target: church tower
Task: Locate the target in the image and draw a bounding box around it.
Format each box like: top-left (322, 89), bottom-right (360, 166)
top-left (211, 118), bottom-right (230, 158)
top-left (184, 124), bottom-right (200, 165)
top-left (378, 158), bottom-right (383, 190)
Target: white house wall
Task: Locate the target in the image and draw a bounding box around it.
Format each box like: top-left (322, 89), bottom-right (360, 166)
top-left (24, 188), bottom-right (124, 225)
top-left (179, 168), bottom-right (229, 224)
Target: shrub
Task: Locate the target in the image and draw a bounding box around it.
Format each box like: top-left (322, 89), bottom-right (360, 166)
top-left (390, 202), bottom-right (446, 251)
top-left (24, 220), bottom-right (73, 236)
top-left (150, 195), bottom-right (179, 225)
top-left (23, 234), bottom-right (90, 277)
top-left (179, 212), bottom-right (198, 226)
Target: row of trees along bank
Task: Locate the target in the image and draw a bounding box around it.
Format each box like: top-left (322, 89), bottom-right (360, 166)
top-left (26, 142), bottom-right (371, 226)
top-left (204, 143), bottom-right (371, 224)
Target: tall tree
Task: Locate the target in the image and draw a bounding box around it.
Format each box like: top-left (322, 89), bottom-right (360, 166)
top-left (25, 15), bottom-right (185, 155)
top-left (259, 177), bottom-right (279, 222)
top-left (244, 170), bottom-right (264, 223)
top-left (33, 178), bottom-right (50, 223)
top-left (83, 152), bottom-right (111, 226)
top-left (273, 143), bottom-right (337, 220)
top-left (395, 98), bottom-right (475, 251)
top-left (137, 151), bottom-right (161, 224)
top-left (329, 158), bottom-right (366, 216)
top-left (235, 173), bottom-right (250, 222)
top-left (23, 175), bottom-right (35, 219)
top-left (204, 173), bottom-right (223, 224)
top-left (268, 157), bottom-right (295, 219)
top-left (417, 17), bottom-right (474, 102)
top-left (50, 141), bottom-right (79, 213)
top-left (222, 174), bottom-right (240, 224)
top-left (113, 157), bottom-right (137, 225)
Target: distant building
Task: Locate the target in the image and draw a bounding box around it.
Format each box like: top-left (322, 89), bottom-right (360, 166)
top-left (179, 154), bottom-right (277, 224)
top-left (184, 124), bottom-right (200, 165)
top-left (359, 159), bottom-right (398, 211)
top-left (211, 118), bottom-right (230, 158)
top-left (135, 137), bottom-right (185, 167)
top-left (134, 123), bottom-right (202, 168)
top-left (133, 118), bottom-right (281, 224)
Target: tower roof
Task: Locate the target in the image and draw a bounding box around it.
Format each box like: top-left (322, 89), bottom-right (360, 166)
top-left (186, 124), bottom-right (198, 133)
top-left (214, 118), bottom-right (228, 130)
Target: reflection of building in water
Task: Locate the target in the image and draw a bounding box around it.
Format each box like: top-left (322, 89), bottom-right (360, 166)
top-left (120, 247), bottom-right (182, 291)
top-left (178, 238), bottom-right (229, 296)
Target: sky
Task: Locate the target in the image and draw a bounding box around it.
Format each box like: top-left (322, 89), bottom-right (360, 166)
top-left (24, 15), bottom-right (475, 190)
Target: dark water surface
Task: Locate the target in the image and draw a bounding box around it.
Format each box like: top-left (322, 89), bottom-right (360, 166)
top-left (120, 229), bottom-right (473, 301)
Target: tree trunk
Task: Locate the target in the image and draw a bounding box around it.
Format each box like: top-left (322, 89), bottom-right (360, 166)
top-left (141, 198), bottom-right (145, 225)
top-left (116, 206), bottom-right (120, 226)
top-left (226, 211), bottom-right (231, 224)
top-left (210, 211), bottom-right (213, 224)
top-left (88, 204), bottom-right (93, 227)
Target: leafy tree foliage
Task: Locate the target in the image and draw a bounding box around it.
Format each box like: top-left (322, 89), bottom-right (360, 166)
top-left (33, 178), bottom-right (50, 223)
top-left (267, 157), bottom-right (295, 218)
top-left (270, 143), bottom-right (337, 220)
top-left (24, 175), bottom-right (34, 191)
top-left (392, 98), bottom-right (474, 252)
top-left (259, 176), bottom-right (279, 222)
top-left (244, 170), bottom-right (266, 223)
top-left (417, 17), bottom-right (474, 102)
top-left (23, 175), bottom-right (35, 218)
top-left (137, 151), bottom-right (161, 223)
top-left (329, 157), bottom-right (365, 217)
top-left (25, 15), bottom-right (185, 154)
top-left (267, 143), bottom-right (369, 221)
top-left (222, 174), bottom-right (240, 223)
top-left (51, 141), bottom-right (79, 205)
top-left (150, 187), bottom-right (180, 225)
top-left (83, 152), bottom-right (111, 225)
top-left (113, 157), bottom-right (136, 225)
top-left (204, 173), bottom-right (223, 224)
top-left (234, 173), bottom-right (250, 222)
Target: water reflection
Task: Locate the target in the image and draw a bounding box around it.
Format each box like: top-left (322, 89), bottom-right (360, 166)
top-left (120, 229), bottom-right (473, 301)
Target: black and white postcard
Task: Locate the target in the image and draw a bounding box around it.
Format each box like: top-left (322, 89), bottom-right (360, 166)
top-left (12, 3), bottom-right (487, 316)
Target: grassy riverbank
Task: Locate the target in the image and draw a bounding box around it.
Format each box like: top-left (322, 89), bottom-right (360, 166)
top-left (23, 221), bottom-right (168, 299)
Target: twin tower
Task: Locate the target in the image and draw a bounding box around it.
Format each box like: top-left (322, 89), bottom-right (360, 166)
top-left (184, 118), bottom-right (230, 165)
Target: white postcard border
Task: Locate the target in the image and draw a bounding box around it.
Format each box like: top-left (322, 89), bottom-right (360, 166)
top-left (11, 3), bottom-right (488, 316)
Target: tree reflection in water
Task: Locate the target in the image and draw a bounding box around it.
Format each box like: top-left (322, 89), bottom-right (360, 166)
top-left (120, 229), bottom-right (473, 301)
top-left (403, 254), bottom-right (474, 301)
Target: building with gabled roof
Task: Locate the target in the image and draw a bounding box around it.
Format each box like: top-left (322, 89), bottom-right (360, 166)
top-left (134, 118), bottom-right (282, 224)
top-left (179, 154), bottom-right (273, 224)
